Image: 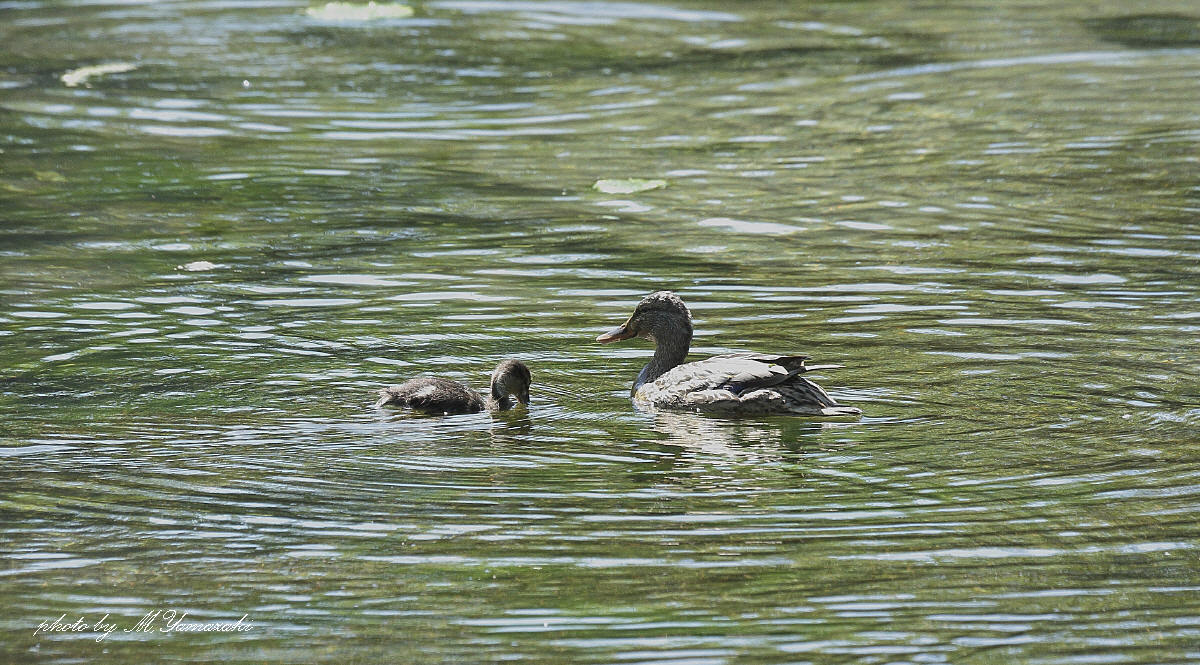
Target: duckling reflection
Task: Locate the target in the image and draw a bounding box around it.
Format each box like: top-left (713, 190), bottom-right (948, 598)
top-left (376, 359), bottom-right (531, 415)
top-left (488, 406), bottom-right (534, 440)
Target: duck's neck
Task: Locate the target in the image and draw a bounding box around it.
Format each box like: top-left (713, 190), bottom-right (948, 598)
top-left (635, 332), bottom-right (691, 390)
top-left (487, 393), bottom-right (513, 411)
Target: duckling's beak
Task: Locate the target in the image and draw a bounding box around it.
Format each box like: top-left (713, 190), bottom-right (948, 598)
top-left (596, 318), bottom-right (635, 343)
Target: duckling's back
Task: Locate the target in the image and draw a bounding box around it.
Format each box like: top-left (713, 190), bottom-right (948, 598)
top-left (376, 377), bottom-right (486, 414)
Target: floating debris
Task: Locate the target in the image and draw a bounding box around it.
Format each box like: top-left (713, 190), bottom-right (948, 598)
top-left (305, 2), bottom-right (414, 21)
top-left (61, 62), bottom-right (138, 88)
top-left (592, 178), bottom-right (668, 195)
top-left (35, 171), bottom-right (67, 183)
top-left (178, 261), bottom-right (221, 272)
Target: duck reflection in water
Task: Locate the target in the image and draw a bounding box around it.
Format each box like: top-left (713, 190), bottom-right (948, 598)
top-left (647, 409), bottom-right (859, 459)
top-left (376, 359), bottom-right (531, 416)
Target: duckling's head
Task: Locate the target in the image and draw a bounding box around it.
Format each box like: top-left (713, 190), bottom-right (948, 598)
top-left (490, 359), bottom-right (531, 406)
top-left (596, 290), bottom-right (693, 346)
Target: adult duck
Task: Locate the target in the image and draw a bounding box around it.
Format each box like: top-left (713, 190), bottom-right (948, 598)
top-left (596, 292), bottom-right (860, 417)
top-left (376, 359), bottom-right (531, 415)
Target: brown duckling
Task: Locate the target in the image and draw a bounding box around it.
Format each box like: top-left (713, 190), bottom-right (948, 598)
top-left (376, 359), bottom-right (531, 415)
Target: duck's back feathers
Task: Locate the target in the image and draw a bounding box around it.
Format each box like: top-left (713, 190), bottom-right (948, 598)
top-left (376, 377), bottom-right (485, 414)
top-left (635, 353), bottom-right (860, 417)
top-left (716, 352), bottom-right (810, 369)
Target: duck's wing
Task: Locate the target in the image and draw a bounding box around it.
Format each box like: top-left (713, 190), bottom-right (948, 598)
top-left (710, 352), bottom-right (846, 375)
top-left (655, 355), bottom-right (799, 396)
top-left (640, 353), bottom-right (859, 416)
top-left (708, 352), bottom-right (809, 372)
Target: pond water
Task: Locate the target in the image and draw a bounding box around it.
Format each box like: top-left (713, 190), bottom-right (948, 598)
top-left (3, 1), bottom-right (1200, 663)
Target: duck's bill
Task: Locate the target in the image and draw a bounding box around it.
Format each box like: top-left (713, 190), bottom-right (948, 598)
top-left (596, 322), bottom-right (634, 343)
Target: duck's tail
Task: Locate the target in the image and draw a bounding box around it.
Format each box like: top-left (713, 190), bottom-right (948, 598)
top-left (781, 377), bottom-right (862, 418)
top-left (818, 405), bottom-right (863, 417)
top-left (801, 364), bottom-right (845, 372)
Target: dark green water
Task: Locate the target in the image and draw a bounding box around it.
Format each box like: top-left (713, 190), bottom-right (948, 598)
top-left (3, 1), bottom-right (1200, 663)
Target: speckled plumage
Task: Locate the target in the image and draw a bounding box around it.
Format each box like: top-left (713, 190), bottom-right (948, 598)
top-left (376, 359), bottom-right (531, 415)
top-left (635, 355), bottom-right (856, 416)
top-left (597, 292), bottom-right (861, 417)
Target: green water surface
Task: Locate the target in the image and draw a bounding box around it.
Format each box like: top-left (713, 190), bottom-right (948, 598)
top-left (2, 1), bottom-right (1199, 663)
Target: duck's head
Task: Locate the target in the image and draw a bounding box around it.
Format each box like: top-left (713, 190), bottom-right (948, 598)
top-left (490, 359), bottom-right (531, 405)
top-left (596, 291), bottom-right (693, 346)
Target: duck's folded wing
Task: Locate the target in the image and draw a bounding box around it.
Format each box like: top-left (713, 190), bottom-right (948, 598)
top-left (654, 356), bottom-right (790, 395)
top-left (655, 353), bottom-right (848, 396)
top-left (711, 352), bottom-right (845, 374)
top-left (641, 355), bottom-right (858, 415)
top-left (710, 352), bottom-right (809, 372)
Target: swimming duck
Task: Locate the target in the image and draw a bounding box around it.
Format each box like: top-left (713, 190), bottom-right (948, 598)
top-left (596, 291), bottom-right (861, 417)
top-left (376, 359), bottom-right (531, 414)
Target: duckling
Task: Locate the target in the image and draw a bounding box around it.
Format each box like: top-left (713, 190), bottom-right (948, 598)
top-left (597, 291), bottom-right (860, 417)
top-left (376, 359), bottom-right (531, 414)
